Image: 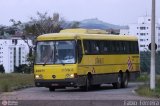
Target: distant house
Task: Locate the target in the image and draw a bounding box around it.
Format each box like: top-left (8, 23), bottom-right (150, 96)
top-left (120, 28), bottom-right (129, 35)
top-left (106, 29), bottom-right (120, 35)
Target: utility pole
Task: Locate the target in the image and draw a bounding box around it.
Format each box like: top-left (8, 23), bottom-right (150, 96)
top-left (150, 0), bottom-right (156, 90)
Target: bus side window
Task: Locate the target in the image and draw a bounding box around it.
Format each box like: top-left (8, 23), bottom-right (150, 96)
top-left (83, 40), bottom-right (91, 54)
top-left (132, 41), bottom-right (139, 54)
top-left (77, 40), bottom-right (83, 63)
top-left (119, 41), bottom-right (124, 53)
top-left (90, 40), bottom-right (99, 54)
top-left (125, 41), bottom-right (130, 54)
top-left (111, 41), bottom-right (116, 53)
top-left (122, 41), bottom-right (126, 53)
top-left (116, 41), bottom-right (120, 53)
top-left (135, 41), bottom-right (139, 53)
top-left (99, 41), bottom-right (106, 54)
top-left (104, 41), bottom-right (109, 54)
top-left (129, 42), bottom-right (134, 54)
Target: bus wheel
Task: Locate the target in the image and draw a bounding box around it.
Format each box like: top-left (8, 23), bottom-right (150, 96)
top-left (121, 73), bottom-right (129, 88)
top-left (85, 76), bottom-right (92, 91)
top-left (85, 78), bottom-right (90, 91)
top-left (112, 73), bottom-right (122, 89)
top-left (49, 87), bottom-right (55, 92)
top-left (93, 84), bottom-right (101, 89)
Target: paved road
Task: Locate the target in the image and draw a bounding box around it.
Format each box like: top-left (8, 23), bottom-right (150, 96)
top-left (0, 83), bottom-right (159, 106)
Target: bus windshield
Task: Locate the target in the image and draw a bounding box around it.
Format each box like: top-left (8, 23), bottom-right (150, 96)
top-left (35, 40), bottom-right (76, 64)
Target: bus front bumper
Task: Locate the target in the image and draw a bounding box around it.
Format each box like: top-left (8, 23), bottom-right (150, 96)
top-left (35, 78), bottom-right (79, 88)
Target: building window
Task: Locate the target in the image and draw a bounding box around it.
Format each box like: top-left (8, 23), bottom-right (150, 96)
top-left (140, 45), bottom-right (145, 47)
top-left (19, 48), bottom-right (21, 65)
top-left (140, 39), bottom-right (146, 41)
top-left (14, 48), bottom-right (16, 66)
top-left (140, 39), bottom-right (144, 41)
top-left (140, 33), bottom-right (146, 36)
top-left (140, 27), bottom-right (146, 30)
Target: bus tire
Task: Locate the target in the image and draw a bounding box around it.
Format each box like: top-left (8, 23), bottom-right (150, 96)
top-left (85, 74), bottom-right (92, 91)
top-left (49, 87), bottom-right (55, 92)
top-left (93, 84), bottom-right (101, 89)
top-left (85, 77), bottom-right (90, 91)
top-left (112, 73), bottom-right (122, 89)
top-left (121, 72), bottom-right (129, 88)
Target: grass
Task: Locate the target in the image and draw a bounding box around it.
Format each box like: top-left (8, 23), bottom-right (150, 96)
top-left (135, 74), bottom-right (160, 98)
top-left (0, 73), bottom-right (34, 92)
top-left (136, 73), bottom-right (149, 82)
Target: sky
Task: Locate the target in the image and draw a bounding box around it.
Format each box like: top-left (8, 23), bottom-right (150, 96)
top-left (0, 0), bottom-right (160, 26)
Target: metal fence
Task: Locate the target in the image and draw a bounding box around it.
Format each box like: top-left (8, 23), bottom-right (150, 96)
top-left (140, 51), bottom-right (160, 74)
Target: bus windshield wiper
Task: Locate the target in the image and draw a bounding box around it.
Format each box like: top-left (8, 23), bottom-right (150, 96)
top-left (59, 59), bottom-right (65, 65)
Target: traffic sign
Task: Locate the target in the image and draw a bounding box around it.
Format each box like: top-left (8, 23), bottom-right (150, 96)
top-left (148, 43), bottom-right (157, 50)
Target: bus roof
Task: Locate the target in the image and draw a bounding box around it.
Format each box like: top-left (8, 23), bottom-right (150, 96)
top-left (37, 29), bottom-right (138, 41)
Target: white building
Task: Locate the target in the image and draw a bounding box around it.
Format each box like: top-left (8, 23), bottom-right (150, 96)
top-left (120, 28), bottom-right (129, 35)
top-left (0, 39), bottom-right (32, 73)
top-left (120, 16), bottom-right (160, 51)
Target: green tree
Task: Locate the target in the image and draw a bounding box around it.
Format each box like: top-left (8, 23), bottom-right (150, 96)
top-left (23, 12), bottom-right (65, 36)
top-left (26, 53), bottom-right (35, 73)
top-left (0, 26), bottom-right (5, 35)
top-left (0, 65), bottom-right (5, 73)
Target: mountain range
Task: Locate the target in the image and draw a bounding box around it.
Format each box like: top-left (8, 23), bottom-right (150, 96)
top-left (66, 18), bottom-right (128, 30)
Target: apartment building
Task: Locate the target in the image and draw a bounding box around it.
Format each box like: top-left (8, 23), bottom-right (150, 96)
top-left (120, 16), bottom-right (160, 51)
top-left (0, 39), bottom-right (32, 73)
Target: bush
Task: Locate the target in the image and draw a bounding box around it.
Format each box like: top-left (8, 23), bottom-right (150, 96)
top-left (136, 73), bottom-right (149, 82)
top-left (14, 64), bottom-right (32, 73)
top-left (0, 65), bottom-right (5, 73)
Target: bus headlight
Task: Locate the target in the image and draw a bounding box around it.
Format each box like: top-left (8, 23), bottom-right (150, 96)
top-left (35, 75), bottom-right (43, 79)
top-left (66, 73), bottom-right (77, 78)
top-left (71, 73), bottom-right (78, 78)
top-left (70, 74), bottom-right (74, 78)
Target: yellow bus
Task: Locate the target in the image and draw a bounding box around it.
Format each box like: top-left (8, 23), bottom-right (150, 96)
top-left (34, 29), bottom-right (140, 91)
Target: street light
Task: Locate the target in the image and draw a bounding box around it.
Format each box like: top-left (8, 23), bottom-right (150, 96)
top-left (150, 0), bottom-right (156, 90)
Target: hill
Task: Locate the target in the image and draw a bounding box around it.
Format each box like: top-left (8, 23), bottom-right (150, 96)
top-left (79, 18), bottom-right (127, 29)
